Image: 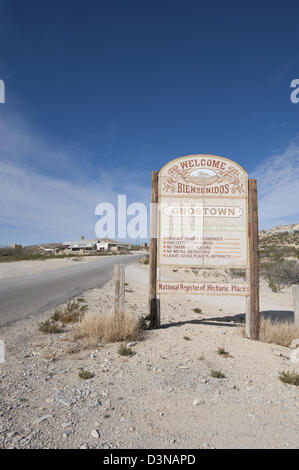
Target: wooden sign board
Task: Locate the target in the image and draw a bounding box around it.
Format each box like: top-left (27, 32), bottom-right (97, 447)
top-left (157, 281), bottom-right (250, 296)
top-left (158, 155), bottom-right (248, 268)
top-left (149, 154), bottom-right (259, 339)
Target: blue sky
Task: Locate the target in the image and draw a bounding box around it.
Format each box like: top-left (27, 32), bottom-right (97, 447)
top-left (0, 0), bottom-right (299, 245)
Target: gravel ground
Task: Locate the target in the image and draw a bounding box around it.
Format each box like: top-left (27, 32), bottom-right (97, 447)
top-left (0, 263), bottom-right (298, 449)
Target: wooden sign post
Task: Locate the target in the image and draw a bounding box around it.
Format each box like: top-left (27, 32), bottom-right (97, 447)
top-left (148, 154), bottom-right (260, 339)
top-left (246, 180), bottom-right (260, 339)
top-left (148, 171), bottom-right (160, 328)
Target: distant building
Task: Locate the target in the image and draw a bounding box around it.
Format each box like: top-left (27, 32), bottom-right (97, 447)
top-left (96, 239), bottom-right (132, 251)
top-left (62, 238), bottom-right (133, 254)
top-left (64, 239), bottom-right (97, 253)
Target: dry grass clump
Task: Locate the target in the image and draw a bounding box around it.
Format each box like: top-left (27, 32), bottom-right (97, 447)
top-left (72, 312), bottom-right (143, 348)
top-left (41, 349), bottom-right (58, 362)
top-left (259, 318), bottom-right (299, 347)
top-left (64, 343), bottom-right (81, 355)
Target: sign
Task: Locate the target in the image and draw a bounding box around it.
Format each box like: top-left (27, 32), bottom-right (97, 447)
top-left (158, 154), bottom-right (248, 268)
top-left (157, 281), bottom-right (250, 296)
top-left (148, 156), bottom-right (259, 337)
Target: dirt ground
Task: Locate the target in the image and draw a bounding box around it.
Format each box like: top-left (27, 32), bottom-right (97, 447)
top-left (0, 262), bottom-right (298, 449)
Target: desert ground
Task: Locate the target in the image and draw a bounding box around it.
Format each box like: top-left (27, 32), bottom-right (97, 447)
top-left (0, 260), bottom-right (298, 449)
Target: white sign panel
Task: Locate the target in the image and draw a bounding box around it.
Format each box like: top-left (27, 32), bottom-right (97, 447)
top-left (158, 155), bottom-right (248, 268)
top-left (157, 281), bottom-right (250, 296)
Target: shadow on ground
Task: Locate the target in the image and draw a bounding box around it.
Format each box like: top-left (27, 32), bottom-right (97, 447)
top-left (160, 310), bottom-right (294, 329)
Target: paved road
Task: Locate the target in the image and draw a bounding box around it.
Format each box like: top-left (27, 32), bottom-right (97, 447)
top-left (0, 254), bottom-right (141, 327)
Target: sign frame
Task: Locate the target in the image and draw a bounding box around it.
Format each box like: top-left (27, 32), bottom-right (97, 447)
top-left (148, 154), bottom-right (260, 340)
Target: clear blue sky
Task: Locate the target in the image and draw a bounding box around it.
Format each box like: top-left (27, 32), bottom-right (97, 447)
top-left (0, 0), bottom-right (299, 245)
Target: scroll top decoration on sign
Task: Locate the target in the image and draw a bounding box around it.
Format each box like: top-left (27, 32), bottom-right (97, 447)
top-left (157, 155), bottom-right (249, 273)
top-left (160, 155), bottom-right (247, 197)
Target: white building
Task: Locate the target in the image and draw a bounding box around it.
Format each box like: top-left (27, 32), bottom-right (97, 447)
top-left (64, 239), bottom-right (97, 252)
top-left (96, 239), bottom-right (132, 251)
top-left (62, 238), bottom-right (133, 253)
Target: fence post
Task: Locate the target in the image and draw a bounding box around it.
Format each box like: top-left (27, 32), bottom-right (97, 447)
top-left (114, 264), bottom-right (125, 317)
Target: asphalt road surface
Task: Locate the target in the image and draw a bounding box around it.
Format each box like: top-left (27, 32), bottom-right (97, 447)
top-left (0, 254), bottom-right (142, 327)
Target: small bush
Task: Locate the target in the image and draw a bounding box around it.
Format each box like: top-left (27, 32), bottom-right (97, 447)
top-left (210, 369), bottom-right (226, 379)
top-left (137, 314), bottom-right (150, 331)
top-left (193, 307), bottom-right (202, 314)
top-left (261, 260), bottom-right (299, 292)
top-left (38, 320), bottom-right (62, 334)
top-left (51, 309), bottom-right (61, 322)
top-left (118, 344), bottom-right (133, 356)
top-left (183, 336), bottom-right (191, 341)
top-left (73, 312), bottom-right (142, 348)
top-left (139, 255), bottom-right (149, 265)
top-left (217, 347), bottom-right (232, 357)
top-left (51, 300), bottom-right (87, 324)
top-left (78, 369), bottom-right (94, 380)
top-left (259, 319), bottom-right (299, 347)
top-left (278, 371), bottom-right (299, 386)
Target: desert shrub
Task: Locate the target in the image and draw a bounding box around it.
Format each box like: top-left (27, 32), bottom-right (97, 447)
top-left (78, 369), bottom-right (94, 380)
top-left (210, 370), bottom-right (226, 379)
top-left (259, 318), bottom-right (299, 347)
top-left (139, 255), bottom-right (149, 265)
top-left (217, 347), bottom-right (232, 357)
top-left (259, 238), bottom-right (299, 261)
top-left (38, 319), bottom-right (62, 334)
top-left (278, 371), bottom-right (299, 386)
top-left (51, 300), bottom-right (87, 324)
top-left (261, 260), bottom-right (299, 292)
top-left (72, 312), bottom-right (143, 348)
top-left (118, 344), bottom-right (133, 356)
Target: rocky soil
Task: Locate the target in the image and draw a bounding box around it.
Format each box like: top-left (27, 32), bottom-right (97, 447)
top-left (0, 263), bottom-right (298, 449)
